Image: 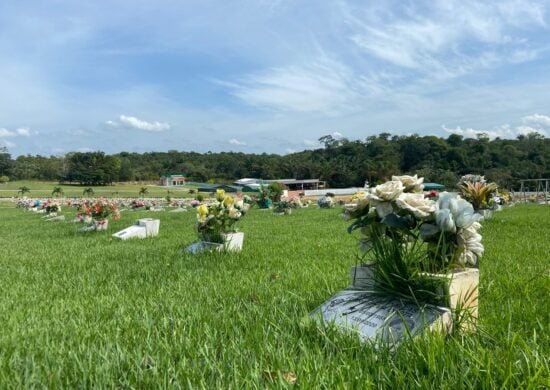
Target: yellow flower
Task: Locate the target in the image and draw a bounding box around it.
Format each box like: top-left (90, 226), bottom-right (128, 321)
top-left (216, 189), bottom-right (225, 201)
top-left (223, 196), bottom-right (234, 207)
top-left (350, 191), bottom-right (367, 201)
top-left (197, 204), bottom-right (208, 221)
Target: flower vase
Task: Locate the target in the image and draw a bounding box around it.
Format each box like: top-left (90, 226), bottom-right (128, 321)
top-left (350, 265), bottom-right (479, 330)
top-left (94, 219), bottom-right (109, 231)
top-left (258, 198), bottom-right (272, 209)
top-left (221, 232), bottom-right (244, 252)
top-left (284, 208), bottom-right (292, 215)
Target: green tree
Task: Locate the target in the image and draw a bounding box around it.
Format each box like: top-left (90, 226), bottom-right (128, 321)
top-left (18, 186), bottom-right (30, 196)
top-left (52, 186), bottom-right (64, 197)
top-left (83, 187), bottom-right (94, 197)
top-left (139, 187), bottom-right (148, 197)
top-left (0, 175), bottom-right (8, 184)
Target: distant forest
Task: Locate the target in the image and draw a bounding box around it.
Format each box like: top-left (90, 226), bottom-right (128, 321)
top-left (1, 132), bottom-right (549, 190)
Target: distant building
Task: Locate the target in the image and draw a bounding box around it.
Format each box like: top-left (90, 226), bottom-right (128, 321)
top-left (234, 178), bottom-right (325, 191)
top-left (160, 173), bottom-right (186, 187)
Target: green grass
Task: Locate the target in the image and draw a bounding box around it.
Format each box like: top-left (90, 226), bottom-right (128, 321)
top-left (0, 205), bottom-right (548, 387)
top-left (0, 180), bottom-right (196, 198)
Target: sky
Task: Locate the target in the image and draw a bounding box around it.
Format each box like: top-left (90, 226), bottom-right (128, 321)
top-left (1, 0), bottom-right (549, 157)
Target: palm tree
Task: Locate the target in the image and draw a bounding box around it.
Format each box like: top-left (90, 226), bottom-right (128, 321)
top-left (139, 187), bottom-right (148, 198)
top-left (18, 186), bottom-right (30, 196)
top-left (52, 186), bottom-right (64, 197)
top-left (83, 187), bottom-right (94, 197)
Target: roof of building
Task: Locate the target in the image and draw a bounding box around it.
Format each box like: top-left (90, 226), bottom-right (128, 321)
top-left (423, 183), bottom-right (445, 190)
top-left (160, 173), bottom-right (186, 178)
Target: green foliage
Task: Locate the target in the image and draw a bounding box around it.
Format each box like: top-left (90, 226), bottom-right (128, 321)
top-left (51, 186), bottom-right (63, 197)
top-left (82, 187), bottom-right (94, 197)
top-left (460, 181), bottom-right (498, 210)
top-left (0, 175), bottom-right (9, 184)
top-left (2, 132), bottom-right (549, 188)
top-left (138, 187), bottom-right (148, 197)
top-left (195, 193), bottom-right (204, 202)
top-left (17, 186), bottom-right (30, 195)
top-left (267, 182), bottom-right (285, 202)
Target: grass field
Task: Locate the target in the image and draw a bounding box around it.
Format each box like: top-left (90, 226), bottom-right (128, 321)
top-left (0, 181), bottom-right (196, 198)
top-left (0, 204), bottom-right (548, 387)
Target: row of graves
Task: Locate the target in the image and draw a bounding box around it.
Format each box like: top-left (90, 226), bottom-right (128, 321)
top-left (13, 173), bottom-right (507, 346)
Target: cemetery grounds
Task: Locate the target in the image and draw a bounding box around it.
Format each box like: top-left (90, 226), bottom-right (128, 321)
top-left (0, 202), bottom-right (548, 387)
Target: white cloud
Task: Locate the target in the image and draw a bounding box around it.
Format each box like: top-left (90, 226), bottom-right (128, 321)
top-left (118, 115), bottom-right (170, 132)
top-left (332, 131), bottom-right (344, 139)
top-left (0, 128), bottom-right (15, 138)
top-left (285, 148), bottom-right (296, 154)
top-left (346, 0), bottom-right (545, 79)
top-left (229, 138), bottom-right (247, 146)
top-left (443, 113), bottom-right (550, 139)
top-left (223, 58), bottom-right (365, 113)
top-left (523, 113), bottom-right (550, 127)
top-left (16, 127), bottom-right (31, 136)
top-left (0, 127), bottom-right (32, 138)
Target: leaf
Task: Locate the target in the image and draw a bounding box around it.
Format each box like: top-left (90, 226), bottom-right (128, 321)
top-left (381, 213), bottom-right (410, 230)
top-left (420, 223), bottom-right (440, 238)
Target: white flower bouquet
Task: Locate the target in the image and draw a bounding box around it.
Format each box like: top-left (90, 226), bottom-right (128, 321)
top-left (345, 174), bottom-right (483, 273)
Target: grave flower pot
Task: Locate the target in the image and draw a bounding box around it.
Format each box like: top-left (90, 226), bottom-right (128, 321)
top-left (258, 198), bottom-right (272, 209)
top-left (350, 265), bottom-right (479, 328)
top-left (221, 232), bottom-right (244, 252)
top-left (478, 209), bottom-right (493, 219)
top-left (93, 219), bottom-right (109, 231)
top-left (284, 208), bottom-right (292, 215)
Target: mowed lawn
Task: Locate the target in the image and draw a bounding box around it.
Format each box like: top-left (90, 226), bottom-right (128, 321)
top-left (0, 204), bottom-right (548, 388)
top-left (0, 181), bottom-right (194, 198)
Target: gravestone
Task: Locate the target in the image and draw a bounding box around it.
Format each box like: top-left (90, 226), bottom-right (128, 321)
top-left (45, 215), bottom-right (65, 222)
top-left (311, 289), bottom-right (451, 345)
top-left (112, 218), bottom-right (160, 240)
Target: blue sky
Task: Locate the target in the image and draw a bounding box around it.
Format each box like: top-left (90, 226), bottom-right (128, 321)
top-left (1, 0), bottom-right (549, 156)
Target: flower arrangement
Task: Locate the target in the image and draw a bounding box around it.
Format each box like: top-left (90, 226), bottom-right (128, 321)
top-left (344, 175), bottom-right (484, 307)
top-left (317, 195), bottom-right (334, 208)
top-left (257, 184), bottom-right (273, 209)
top-left (130, 200), bottom-right (145, 209)
top-left (345, 175), bottom-right (483, 272)
top-left (459, 178), bottom-right (498, 211)
top-left (43, 200), bottom-right (61, 214)
top-left (77, 198), bottom-right (120, 221)
top-left (273, 200), bottom-right (292, 214)
top-left (288, 195), bottom-right (302, 208)
top-left (196, 189), bottom-right (249, 243)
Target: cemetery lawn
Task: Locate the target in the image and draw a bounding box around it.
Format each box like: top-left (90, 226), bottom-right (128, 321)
top-left (0, 204), bottom-right (548, 388)
top-left (0, 180), bottom-right (196, 198)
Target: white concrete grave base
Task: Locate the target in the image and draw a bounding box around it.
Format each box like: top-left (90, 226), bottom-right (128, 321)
top-left (112, 218), bottom-right (160, 240)
top-left (45, 215), bottom-right (65, 222)
top-left (185, 232), bottom-right (244, 254)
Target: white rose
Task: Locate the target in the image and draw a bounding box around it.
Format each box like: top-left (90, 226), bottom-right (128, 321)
top-left (228, 207), bottom-right (242, 219)
top-left (457, 222), bottom-right (484, 265)
top-left (395, 193), bottom-right (435, 218)
top-left (369, 180), bottom-right (404, 202)
top-left (392, 174), bottom-right (424, 192)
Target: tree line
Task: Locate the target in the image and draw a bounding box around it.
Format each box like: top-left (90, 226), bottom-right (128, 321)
top-left (0, 132), bottom-right (548, 189)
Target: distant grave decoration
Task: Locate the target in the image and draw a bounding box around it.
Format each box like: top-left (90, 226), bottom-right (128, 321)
top-left (185, 190), bottom-right (249, 254)
top-left (273, 200), bottom-right (292, 215)
top-left (317, 195), bottom-right (334, 208)
top-left (313, 175), bottom-right (482, 345)
top-left (458, 174), bottom-right (499, 219)
top-left (76, 198), bottom-right (120, 232)
top-left (112, 218), bottom-right (160, 240)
